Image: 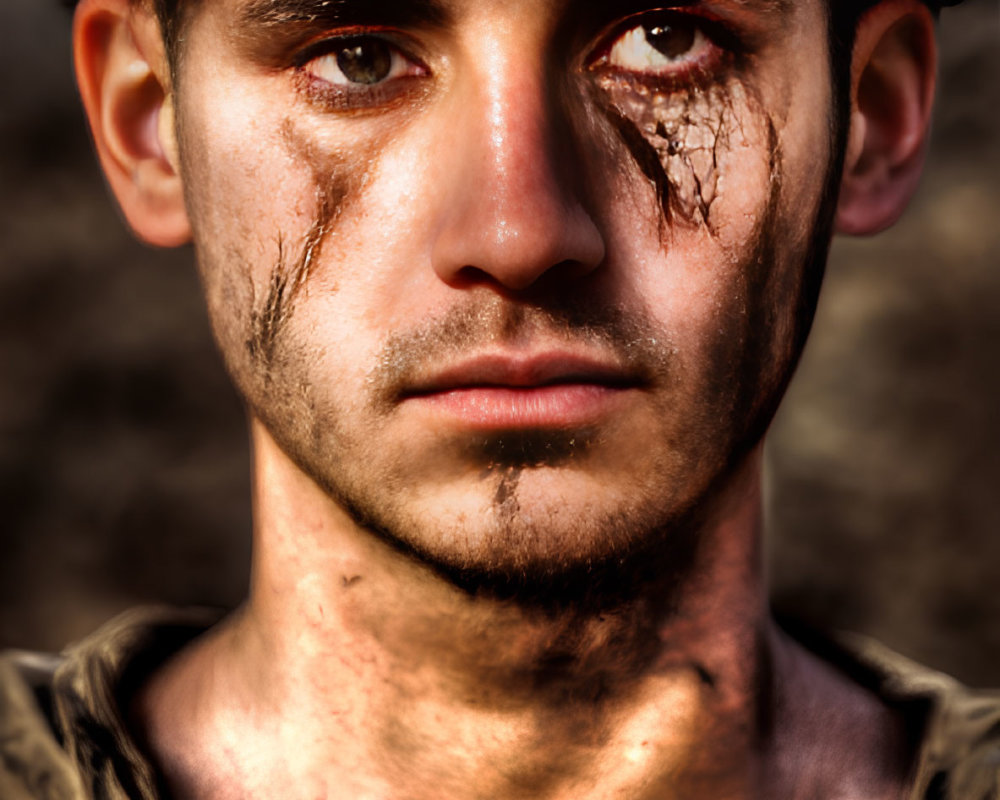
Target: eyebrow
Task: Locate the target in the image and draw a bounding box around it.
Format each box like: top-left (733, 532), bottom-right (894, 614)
top-left (237, 0), bottom-right (452, 31)
top-left (726, 0), bottom-right (793, 16)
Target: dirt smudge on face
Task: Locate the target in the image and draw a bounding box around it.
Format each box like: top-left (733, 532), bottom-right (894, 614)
top-left (493, 466), bottom-right (522, 524)
top-left (592, 63), bottom-right (839, 477)
top-left (473, 429), bottom-right (598, 472)
top-left (245, 119), bottom-right (359, 371)
top-left (246, 186), bottom-right (341, 367)
top-left (591, 75), bottom-right (752, 237)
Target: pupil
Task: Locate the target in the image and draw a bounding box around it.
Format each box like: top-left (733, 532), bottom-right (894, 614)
top-left (644, 23), bottom-right (696, 60)
top-left (336, 40), bottom-right (392, 85)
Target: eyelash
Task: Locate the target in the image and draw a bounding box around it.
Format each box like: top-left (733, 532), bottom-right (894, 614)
top-left (291, 10), bottom-right (738, 113)
top-left (292, 29), bottom-right (430, 112)
top-left (586, 10), bottom-right (737, 89)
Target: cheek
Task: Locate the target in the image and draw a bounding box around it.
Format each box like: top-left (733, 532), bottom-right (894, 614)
top-left (585, 72), bottom-right (835, 443)
top-left (176, 81), bottom-right (380, 381)
top-left (593, 75), bottom-right (776, 235)
top-left (586, 75), bottom-right (780, 339)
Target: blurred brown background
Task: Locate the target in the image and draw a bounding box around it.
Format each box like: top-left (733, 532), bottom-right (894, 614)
top-left (1, 1), bottom-right (997, 685)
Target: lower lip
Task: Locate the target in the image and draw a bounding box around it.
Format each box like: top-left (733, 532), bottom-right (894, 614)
top-left (403, 384), bottom-right (630, 429)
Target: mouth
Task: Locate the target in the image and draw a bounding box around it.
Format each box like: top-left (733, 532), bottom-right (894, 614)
top-left (398, 351), bottom-right (645, 430)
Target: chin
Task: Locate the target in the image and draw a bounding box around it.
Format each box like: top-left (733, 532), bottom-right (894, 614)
top-left (328, 462), bottom-right (707, 609)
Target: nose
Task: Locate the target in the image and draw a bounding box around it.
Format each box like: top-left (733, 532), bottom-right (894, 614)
top-left (429, 43), bottom-right (606, 293)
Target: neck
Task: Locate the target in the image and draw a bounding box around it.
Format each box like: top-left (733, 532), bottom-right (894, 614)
top-left (140, 423), bottom-right (785, 799)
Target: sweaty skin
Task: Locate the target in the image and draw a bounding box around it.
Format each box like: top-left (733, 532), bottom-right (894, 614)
top-left (117, 1), bottom-right (918, 797)
top-left (596, 64), bottom-right (841, 479)
top-left (185, 38), bottom-right (829, 600)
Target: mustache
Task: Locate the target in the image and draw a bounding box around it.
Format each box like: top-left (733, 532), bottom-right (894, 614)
top-left (367, 295), bottom-right (675, 407)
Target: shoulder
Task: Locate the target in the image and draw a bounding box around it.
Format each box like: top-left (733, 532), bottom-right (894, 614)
top-left (0, 649), bottom-right (85, 800)
top-left (900, 659), bottom-right (1000, 800)
top-left (0, 606), bottom-right (222, 800)
top-left (836, 633), bottom-right (1000, 800)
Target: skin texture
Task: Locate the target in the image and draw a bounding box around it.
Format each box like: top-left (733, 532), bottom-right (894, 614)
top-left (173, 0), bottom-right (834, 598)
top-left (245, 129), bottom-right (349, 368)
top-left (71, 0), bottom-right (939, 796)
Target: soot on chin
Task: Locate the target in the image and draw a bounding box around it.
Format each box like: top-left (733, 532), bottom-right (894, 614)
top-left (471, 429), bottom-right (596, 470)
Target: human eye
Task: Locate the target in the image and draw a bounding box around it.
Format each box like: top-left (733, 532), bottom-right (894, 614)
top-left (296, 33), bottom-right (429, 111)
top-left (587, 11), bottom-right (728, 84)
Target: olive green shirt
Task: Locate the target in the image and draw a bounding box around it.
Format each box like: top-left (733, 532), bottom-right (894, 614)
top-left (1, 608), bottom-right (998, 799)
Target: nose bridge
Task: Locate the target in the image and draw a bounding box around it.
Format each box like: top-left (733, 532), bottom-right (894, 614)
top-left (480, 42), bottom-right (559, 218)
top-left (429, 27), bottom-right (605, 291)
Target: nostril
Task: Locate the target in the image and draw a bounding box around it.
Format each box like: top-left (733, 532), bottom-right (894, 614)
top-left (448, 265), bottom-right (503, 290)
top-left (431, 200), bottom-right (607, 292)
top-left (446, 259), bottom-right (602, 297)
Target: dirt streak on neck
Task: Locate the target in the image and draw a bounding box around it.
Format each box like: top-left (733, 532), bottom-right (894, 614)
top-left (213, 428), bottom-right (772, 795)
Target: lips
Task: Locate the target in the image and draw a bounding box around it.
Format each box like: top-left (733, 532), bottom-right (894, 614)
top-left (398, 351), bottom-right (643, 429)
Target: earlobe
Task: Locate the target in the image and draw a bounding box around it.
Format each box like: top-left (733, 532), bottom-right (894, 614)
top-left (74, 0), bottom-right (191, 247)
top-left (836, 0), bottom-right (937, 236)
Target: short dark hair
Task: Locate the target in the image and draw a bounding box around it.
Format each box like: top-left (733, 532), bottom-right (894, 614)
top-left (148, 0), bottom-right (187, 62)
top-left (64, 0), bottom-right (188, 62)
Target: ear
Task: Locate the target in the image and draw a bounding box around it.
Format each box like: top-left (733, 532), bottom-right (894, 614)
top-left (836, 0), bottom-right (937, 236)
top-left (74, 0), bottom-right (190, 247)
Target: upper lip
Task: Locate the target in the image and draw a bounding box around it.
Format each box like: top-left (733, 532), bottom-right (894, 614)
top-left (400, 351), bottom-right (643, 397)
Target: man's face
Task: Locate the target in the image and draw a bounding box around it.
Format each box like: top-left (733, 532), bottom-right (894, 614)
top-left (172, 0), bottom-right (837, 585)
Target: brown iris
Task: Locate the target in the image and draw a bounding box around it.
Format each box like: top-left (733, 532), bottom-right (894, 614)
top-left (645, 22), bottom-right (697, 60)
top-left (336, 39), bottom-right (393, 84)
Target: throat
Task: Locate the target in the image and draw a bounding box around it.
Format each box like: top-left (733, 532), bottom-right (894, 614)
top-left (134, 428), bottom-right (775, 799)
top-left (157, 556), bottom-right (769, 799)
top-left (232, 611), bottom-right (764, 800)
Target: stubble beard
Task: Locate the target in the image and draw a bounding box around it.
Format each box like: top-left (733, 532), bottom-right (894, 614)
top-left (247, 295), bottom-right (706, 608)
top-left (193, 91), bottom-right (844, 614)
top-left (241, 177), bottom-right (839, 614)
